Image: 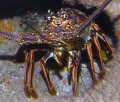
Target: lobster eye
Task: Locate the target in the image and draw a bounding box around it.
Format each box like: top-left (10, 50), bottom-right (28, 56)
top-left (62, 13), bottom-right (69, 20)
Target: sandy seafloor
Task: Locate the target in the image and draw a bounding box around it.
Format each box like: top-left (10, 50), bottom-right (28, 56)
top-left (0, 0), bottom-right (120, 102)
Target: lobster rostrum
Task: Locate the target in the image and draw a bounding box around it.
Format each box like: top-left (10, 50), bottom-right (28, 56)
top-left (0, 0), bottom-right (114, 99)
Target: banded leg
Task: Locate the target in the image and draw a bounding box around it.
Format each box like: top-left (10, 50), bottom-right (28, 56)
top-left (92, 24), bottom-right (114, 62)
top-left (29, 49), bottom-right (38, 99)
top-left (24, 48), bottom-right (30, 98)
top-left (23, 46), bottom-right (38, 99)
top-left (93, 35), bottom-right (105, 77)
top-left (85, 43), bottom-right (97, 84)
top-left (13, 44), bottom-right (29, 96)
top-left (40, 57), bottom-right (57, 95)
top-left (71, 57), bottom-right (79, 95)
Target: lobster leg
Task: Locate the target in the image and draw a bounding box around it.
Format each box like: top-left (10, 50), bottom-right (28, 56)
top-left (71, 56), bottom-right (79, 95)
top-left (14, 44), bottom-right (32, 98)
top-left (40, 57), bottom-right (57, 95)
top-left (93, 35), bottom-right (105, 77)
top-left (24, 47), bottom-right (31, 98)
top-left (29, 49), bottom-right (39, 99)
top-left (85, 43), bottom-right (97, 84)
top-left (23, 45), bottom-right (38, 99)
top-left (92, 24), bottom-right (114, 62)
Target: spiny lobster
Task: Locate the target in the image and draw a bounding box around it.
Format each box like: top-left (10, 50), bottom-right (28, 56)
top-left (0, 0), bottom-right (114, 99)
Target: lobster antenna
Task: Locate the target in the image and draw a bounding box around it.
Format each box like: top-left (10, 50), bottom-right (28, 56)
top-left (77, 0), bottom-right (112, 33)
top-left (20, 20), bottom-right (45, 39)
top-left (80, 74), bottom-right (96, 102)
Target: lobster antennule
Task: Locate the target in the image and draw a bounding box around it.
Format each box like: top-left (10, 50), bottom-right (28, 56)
top-left (0, 31), bottom-right (20, 42)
